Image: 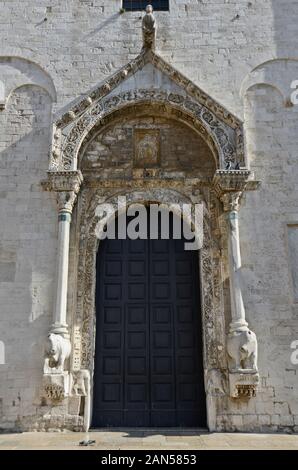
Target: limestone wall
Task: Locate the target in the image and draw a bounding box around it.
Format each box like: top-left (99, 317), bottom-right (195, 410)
top-left (0, 1), bottom-right (298, 432)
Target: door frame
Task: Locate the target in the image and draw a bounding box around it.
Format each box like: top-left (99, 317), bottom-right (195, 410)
top-left (71, 186), bottom-right (226, 431)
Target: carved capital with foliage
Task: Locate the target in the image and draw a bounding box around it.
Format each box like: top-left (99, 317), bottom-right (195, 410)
top-left (212, 169), bottom-right (260, 212)
top-left (220, 191), bottom-right (243, 212)
top-left (42, 170), bottom-right (83, 214)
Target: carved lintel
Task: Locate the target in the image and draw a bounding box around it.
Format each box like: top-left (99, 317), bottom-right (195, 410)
top-left (42, 170), bottom-right (83, 214)
top-left (229, 372), bottom-right (259, 398)
top-left (142, 5), bottom-right (157, 50)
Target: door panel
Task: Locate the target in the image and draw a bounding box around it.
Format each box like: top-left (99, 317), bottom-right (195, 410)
top-left (92, 212), bottom-right (206, 427)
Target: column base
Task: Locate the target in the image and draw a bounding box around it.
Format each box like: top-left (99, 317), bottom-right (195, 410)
top-left (50, 323), bottom-right (70, 339)
top-left (229, 320), bottom-right (248, 333)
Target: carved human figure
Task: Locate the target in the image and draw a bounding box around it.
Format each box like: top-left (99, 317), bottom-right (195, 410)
top-left (206, 369), bottom-right (226, 396)
top-left (142, 5), bottom-right (156, 49)
top-left (137, 134), bottom-right (158, 164)
top-left (44, 333), bottom-right (71, 374)
top-left (71, 369), bottom-right (90, 396)
top-left (227, 329), bottom-right (258, 372)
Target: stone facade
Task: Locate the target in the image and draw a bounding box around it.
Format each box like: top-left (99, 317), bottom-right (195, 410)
top-left (0, 1), bottom-right (298, 433)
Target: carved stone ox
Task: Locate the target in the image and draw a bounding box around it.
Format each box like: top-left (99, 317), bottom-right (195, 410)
top-left (44, 333), bottom-right (71, 374)
top-left (227, 329), bottom-right (258, 372)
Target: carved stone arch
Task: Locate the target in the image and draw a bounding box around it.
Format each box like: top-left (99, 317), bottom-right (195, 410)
top-left (41, 43), bottom-right (259, 432)
top-left (77, 101), bottom-right (220, 171)
top-left (50, 50), bottom-right (245, 173)
top-left (54, 91), bottom-right (242, 172)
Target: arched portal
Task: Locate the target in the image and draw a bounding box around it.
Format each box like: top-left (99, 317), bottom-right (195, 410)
top-left (92, 209), bottom-right (206, 427)
top-left (70, 102), bottom-right (225, 431)
top-left (42, 50), bottom-right (258, 434)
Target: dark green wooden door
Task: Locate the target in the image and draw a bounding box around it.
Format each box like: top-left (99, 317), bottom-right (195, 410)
top-left (92, 213), bottom-right (206, 427)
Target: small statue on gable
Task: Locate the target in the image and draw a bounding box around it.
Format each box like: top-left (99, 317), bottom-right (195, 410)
top-left (142, 5), bottom-right (157, 50)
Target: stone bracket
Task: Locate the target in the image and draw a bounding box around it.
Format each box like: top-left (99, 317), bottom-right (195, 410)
top-left (41, 170), bottom-right (83, 213)
top-left (42, 170), bottom-right (83, 194)
top-left (229, 372), bottom-right (259, 398)
top-left (212, 169), bottom-right (260, 201)
top-left (42, 372), bottom-right (71, 403)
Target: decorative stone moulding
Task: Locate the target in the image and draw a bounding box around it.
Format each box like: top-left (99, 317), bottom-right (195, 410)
top-left (229, 372), bottom-right (260, 399)
top-left (49, 47), bottom-right (245, 174)
top-left (212, 169), bottom-right (260, 198)
top-left (55, 89), bottom-right (242, 173)
top-left (41, 20), bottom-right (263, 421)
top-left (42, 170), bottom-right (83, 194)
top-left (42, 372), bottom-right (71, 404)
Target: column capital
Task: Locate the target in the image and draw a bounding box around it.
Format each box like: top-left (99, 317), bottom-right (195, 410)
top-left (56, 192), bottom-right (78, 215)
top-left (42, 170), bottom-right (83, 214)
top-left (212, 169), bottom-right (260, 212)
top-left (220, 192), bottom-right (242, 212)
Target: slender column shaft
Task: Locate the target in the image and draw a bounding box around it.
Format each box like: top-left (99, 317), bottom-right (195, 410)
top-left (227, 209), bottom-right (248, 332)
top-left (51, 211), bottom-right (72, 337)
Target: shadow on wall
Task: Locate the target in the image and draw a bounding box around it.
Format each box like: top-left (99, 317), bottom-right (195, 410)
top-left (88, 428), bottom-right (209, 438)
top-left (239, 1), bottom-right (298, 120)
top-left (78, 13), bottom-right (121, 45)
top-left (0, 57), bottom-right (56, 108)
top-left (0, 83), bottom-right (57, 325)
top-left (241, 82), bottom-right (298, 400)
top-left (228, 0), bottom-right (298, 424)
top-left (0, 84), bottom-right (58, 426)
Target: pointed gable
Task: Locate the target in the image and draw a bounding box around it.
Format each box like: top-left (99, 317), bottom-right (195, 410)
top-left (50, 51), bottom-right (244, 172)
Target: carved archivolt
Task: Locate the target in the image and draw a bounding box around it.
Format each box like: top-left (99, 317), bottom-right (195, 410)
top-left (51, 90), bottom-right (242, 172)
top-left (49, 51), bottom-right (244, 174)
top-left (73, 187), bottom-right (226, 377)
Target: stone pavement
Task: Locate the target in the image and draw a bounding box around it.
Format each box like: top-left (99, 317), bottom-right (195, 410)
top-left (0, 430), bottom-right (298, 450)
